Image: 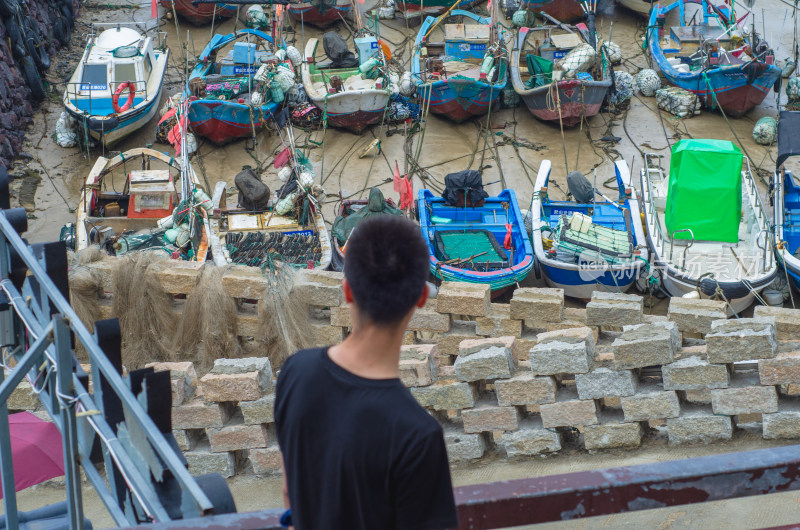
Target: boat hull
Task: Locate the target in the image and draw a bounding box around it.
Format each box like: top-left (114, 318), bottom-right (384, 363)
top-left (520, 0), bottom-right (584, 22)
top-left (616, 0), bottom-right (653, 16)
top-left (287, 1), bottom-right (351, 27)
top-left (418, 189), bottom-right (535, 292)
top-left (422, 78), bottom-right (505, 122)
top-left (518, 79), bottom-right (610, 126)
top-left (648, 8), bottom-right (781, 117)
top-left (541, 264), bottom-right (639, 299)
top-left (160, 0), bottom-right (235, 24)
top-left (396, 0), bottom-right (480, 17)
top-left (187, 99), bottom-right (280, 144)
top-left (325, 107), bottom-right (387, 133)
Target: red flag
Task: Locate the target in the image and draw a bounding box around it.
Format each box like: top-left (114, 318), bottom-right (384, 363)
top-left (167, 123), bottom-right (181, 155)
top-left (151, 0), bottom-right (158, 18)
top-left (503, 222), bottom-right (512, 250)
top-left (273, 147), bottom-right (291, 169)
top-left (392, 161), bottom-right (403, 194)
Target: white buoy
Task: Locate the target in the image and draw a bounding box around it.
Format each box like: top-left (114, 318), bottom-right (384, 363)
top-left (636, 69), bottom-right (661, 97)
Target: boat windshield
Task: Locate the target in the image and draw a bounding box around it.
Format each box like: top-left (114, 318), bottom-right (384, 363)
top-left (81, 64), bottom-right (108, 89)
top-left (114, 62), bottom-right (138, 84)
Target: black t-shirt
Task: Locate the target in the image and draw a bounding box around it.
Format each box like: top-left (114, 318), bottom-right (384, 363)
top-left (275, 347), bottom-right (459, 530)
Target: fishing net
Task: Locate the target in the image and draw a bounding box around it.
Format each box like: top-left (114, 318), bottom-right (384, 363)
top-left (502, 85), bottom-right (520, 108)
top-left (610, 71), bottom-right (633, 106)
top-left (787, 76), bottom-right (800, 102)
top-left (225, 230), bottom-right (323, 268)
top-left (246, 5), bottom-right (270, 29)
top-left (174, 264), bottom-right (241, 373)
top-left (550, 214), bottom-right (633, 265)
top-left (204, 77), bottom-right (251, 100)
top-left (656, 86), bottom-right (700, 118)
top-left (387, 93), bottom-right (421, 122)
top-left (257, 264), bottom-right (314, 367)
top-left (636, 69), bottom-right (661, 96)
top-left (556, 44), bottom-right (596, 77)
top-left (753, 116), bottom-right (777, 145)
top-left (112, 252), bottom-right (176, 368)
top-left (68, 246), bottom-right (107, 360)
top-left (434, 229), bottom-right (509, 271)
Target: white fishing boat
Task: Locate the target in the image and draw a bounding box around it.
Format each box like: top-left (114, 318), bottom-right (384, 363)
top-left (616, 0), bottom-right (653, 17)
top-left (531, 160), bottom-right (649, 299)
top-left (301, 34), bottom-right (390, 133)
top-left (64, 23), bottom-right (168, 146)
top-left (66, 147), bottom-right (210, 262)
top-left (640, 139), bottom-right (776, 315)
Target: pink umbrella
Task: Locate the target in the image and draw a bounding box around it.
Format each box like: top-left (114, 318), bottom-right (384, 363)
top-left (0, 412), bottom-right (65, 497)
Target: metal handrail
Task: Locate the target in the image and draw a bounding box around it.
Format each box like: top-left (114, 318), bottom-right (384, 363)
top-left (743, 156), bottom-right (774, 272)
top-left (641, 153), bottom-right (669, 251)
top-left (65, 79), bottom-right (149, 117)
top-left (669, 228), bottom-right (694, 270)
top-left (0, 210), bottom-right (215, 526)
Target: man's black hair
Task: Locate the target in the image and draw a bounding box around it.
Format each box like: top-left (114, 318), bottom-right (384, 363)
top-left (344, 215), bottom-right (430, 326)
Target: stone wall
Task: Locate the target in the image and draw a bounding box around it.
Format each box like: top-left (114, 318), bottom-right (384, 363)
top-left (13, 256), bottom-right (800, 477)
top-left (0, 0), bottom-right (79, 168)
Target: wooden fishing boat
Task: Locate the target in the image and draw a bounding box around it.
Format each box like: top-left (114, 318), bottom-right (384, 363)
top-left (287, 0), bottom-right (352, 28)
top-left (396, 0), bottom-right (480, 21)
top-left (773, 111), bottom-right (800, 292)
top-left (417, 188), bottom-right (534, 293)
top-left (159, 0), bottom-right (236, 25)
top-left (616, 0), bottom-right (654, 17)
top-left (208, 182), bottom-right (331, 270)
top-left (647, 0), bottom-right (782, 117)
top-left (519, 0), bottom-right (585, 22)
top-left (530, 160), bottom-right (648, 299)
top-left (301, 35), bottom-right (391, 133)
top-left (330, 188), bottom-right (401, 271)
top-left (412, 10), bottom-right (507, 122)
top-left (640, 139), bottom-right (776, 315)
top-left (66, 147), bottom-right (209, 261)
top-left (64, 23), bottom-right (168, 146)
top-left (187, 29), bottom-right (289, 144)
top-left (510, 25), bottom-right (612, 126)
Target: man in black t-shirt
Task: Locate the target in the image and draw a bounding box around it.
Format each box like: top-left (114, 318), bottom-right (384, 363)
top-left (275, 216), bottom-right (458, 530)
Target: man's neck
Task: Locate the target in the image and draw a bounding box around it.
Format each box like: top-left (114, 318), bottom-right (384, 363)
top-left (328, 323), bottom-right (404, 380)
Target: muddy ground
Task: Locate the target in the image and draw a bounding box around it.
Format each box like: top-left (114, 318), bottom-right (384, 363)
top-left (14, 0), bottom-right (796, 253)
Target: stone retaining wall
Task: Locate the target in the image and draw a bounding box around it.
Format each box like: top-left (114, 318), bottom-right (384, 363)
top-left (0, 0), bottom-right (79, 168)
top-left (11, 257), bottom-right (800, 477)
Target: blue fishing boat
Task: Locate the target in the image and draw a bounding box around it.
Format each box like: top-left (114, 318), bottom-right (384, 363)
top-left (64, 23), bottom-right (168, 146)
top-left (530, 160), bottom-right (649, 299)
top-left (417, 178), bottom-right (534, 293)
top-left (773, 111), bottom-right (800, 291)
top-left (411, 9), bottom-right (507, 122)
top-left (187, 30), bottom-right (287, 144)
top-left (647, 0), bottom-right (781, 117)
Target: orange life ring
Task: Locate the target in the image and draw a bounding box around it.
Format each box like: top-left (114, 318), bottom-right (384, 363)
top-left (112, 82), bottom-right (135, 113)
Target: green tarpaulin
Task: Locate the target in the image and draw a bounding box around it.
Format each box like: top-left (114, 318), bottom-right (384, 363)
top-left (331, 187), bottom-right (402, 244)
top-left (665, 139), bottom-right (743, 243)
top-left (525, 54), bottom-right (553, 89)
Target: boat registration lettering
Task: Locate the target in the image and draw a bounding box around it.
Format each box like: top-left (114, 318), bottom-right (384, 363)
top-left (233, 66), bottom-right (258, 74)
top-left (80, 84), bottom-right (108, 91)
top-left (551, 208), bottom-right (583, 216)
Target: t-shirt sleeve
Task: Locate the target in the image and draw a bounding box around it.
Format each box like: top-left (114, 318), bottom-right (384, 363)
top-left (393, 427), bottom-right (458, 530)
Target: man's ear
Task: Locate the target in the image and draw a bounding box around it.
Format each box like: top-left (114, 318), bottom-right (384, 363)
top-left (342, 278), bottom-right (355, 304)
top-left (416, 283), bottom-right (429, 308)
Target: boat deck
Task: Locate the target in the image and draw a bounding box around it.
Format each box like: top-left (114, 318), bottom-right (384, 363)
top-left (649, 176), bottom-right (767, 281)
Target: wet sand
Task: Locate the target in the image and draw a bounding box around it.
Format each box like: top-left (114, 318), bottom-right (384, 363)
top-left (18, 0), bottom-right (796, 250)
